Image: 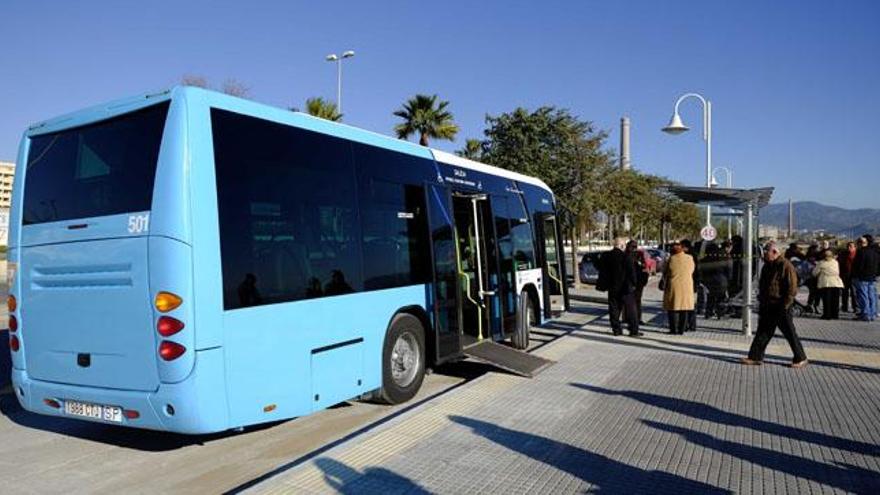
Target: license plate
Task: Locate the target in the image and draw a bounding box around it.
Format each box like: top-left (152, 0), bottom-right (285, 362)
top-left (63, 400), bottom-right (123, 423)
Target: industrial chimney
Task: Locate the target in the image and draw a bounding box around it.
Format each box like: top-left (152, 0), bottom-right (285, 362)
top-left (620, 117), bottom-right (631, 170)
top-left (788, 199), bottom-right (794, 238)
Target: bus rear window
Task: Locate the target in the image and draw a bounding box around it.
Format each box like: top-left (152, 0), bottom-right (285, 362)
top-left (22, 102), bottom-right (170, 225)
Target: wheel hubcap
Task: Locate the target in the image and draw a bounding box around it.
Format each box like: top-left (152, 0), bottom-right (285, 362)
top-left (390, 331), bottom-right (420, 387)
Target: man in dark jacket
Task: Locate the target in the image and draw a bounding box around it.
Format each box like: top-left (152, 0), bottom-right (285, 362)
top-left (602, 238), bottom-right (641, 337)
top-left (852, 235), bottom-right (879, 321)
top-left (742, 242), bottom-right (808, 367)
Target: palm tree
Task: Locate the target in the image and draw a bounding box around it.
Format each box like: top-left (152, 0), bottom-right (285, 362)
top-left (393, 94), bottom-right (459, 146)
top-left (300, 97), bottom-right (342, 122)
top-left (456, 139), bottom-right (484, 160)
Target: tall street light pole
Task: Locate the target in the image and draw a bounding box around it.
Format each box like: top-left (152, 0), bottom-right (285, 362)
top-left (711, 165), bottom-right (733, 240)
top-left (662, 92), bottom-right (713, 226)
top-left (326, 50), bottom-right (355, 114)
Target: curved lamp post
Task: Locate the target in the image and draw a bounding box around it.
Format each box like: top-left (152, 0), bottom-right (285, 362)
top-left (662, 92), bottom-right (712, 226)
top-left (326, 50), bottom-right (355, 114)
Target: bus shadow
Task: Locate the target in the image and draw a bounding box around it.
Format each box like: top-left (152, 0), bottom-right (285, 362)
top-left (0, 393), bottom-right (286, 451)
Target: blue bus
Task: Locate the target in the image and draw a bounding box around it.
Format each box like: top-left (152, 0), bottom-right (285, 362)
top-left (7, 87), bottom-right (567, 433)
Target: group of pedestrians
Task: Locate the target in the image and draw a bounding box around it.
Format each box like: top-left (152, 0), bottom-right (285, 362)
top-left (785, 235), bottom-right (878, 321)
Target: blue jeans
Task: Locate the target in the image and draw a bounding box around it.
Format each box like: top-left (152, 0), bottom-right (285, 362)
top-left (855, 279), bottom-right (877, 321)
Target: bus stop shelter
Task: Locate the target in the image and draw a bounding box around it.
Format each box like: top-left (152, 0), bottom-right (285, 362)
top-left (666, 186), bottom-right (774, 336)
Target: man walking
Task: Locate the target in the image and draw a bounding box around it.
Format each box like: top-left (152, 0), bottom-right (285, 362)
top-left (852, 235), bottom-right (878, 321)
top-left (742, 242), bottom-right (808, 368)
top-left (602, 238), bottom-right (641, 337)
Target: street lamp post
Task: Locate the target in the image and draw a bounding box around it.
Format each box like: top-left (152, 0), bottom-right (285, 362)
top-left (711, 166), bottom-right (733, 240)
top-left (662, 92), bottom-right (713, 226)
top-left (325, 50), bottom-right (355, 114)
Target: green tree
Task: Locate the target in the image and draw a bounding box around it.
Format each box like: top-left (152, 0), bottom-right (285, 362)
top-left (480, 107), bottom-right (615, 285)
top-left (456, 139), bottom-right (484, 160)
top-left (302, 97), bottom-right (343, 122)
top-left (393, 94), bottom-right (459, 146)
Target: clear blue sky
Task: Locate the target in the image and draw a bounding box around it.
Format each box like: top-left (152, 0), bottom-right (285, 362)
top-left (2, 0), bottom-right (878, 208)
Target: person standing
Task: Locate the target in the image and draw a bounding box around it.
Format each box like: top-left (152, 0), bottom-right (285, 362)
top-left (838, 242), bottom-right (857, 313)
top-left (602, 238), bottom-right (641, 337)
top-left (852, 236), bottom-right (879, 321)
top-left (742, 242), bottom-right (808, 368)
top-left (662, 241), bottom-right (695, 334)
top-left (626, 240), bottom-right (650, 325)
top-left (813, 249), bottom-right (843, 320)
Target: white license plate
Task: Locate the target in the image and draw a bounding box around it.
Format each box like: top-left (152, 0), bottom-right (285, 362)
top-left (63, 400), bottom-right (123, 423)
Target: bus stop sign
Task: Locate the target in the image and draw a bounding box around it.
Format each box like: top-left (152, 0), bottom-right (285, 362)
top-left (700, 225), bottom-right (717, 241)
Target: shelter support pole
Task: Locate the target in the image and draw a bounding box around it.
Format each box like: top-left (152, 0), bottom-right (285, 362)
top-left (742, 202), bottom-right (754, 337)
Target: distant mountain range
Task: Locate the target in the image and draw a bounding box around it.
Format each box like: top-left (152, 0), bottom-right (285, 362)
top-left (760, 201), bottom-right (880, 236)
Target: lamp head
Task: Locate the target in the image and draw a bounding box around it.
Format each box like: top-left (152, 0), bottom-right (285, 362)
top-left (710, 176), bottom-right (719, 188)
top-left (342, 50), bottom-right (355, 58)
top-left (662, 112), bottom-right (689, 135)
top-left (326, 54), bottom-right (338, 61)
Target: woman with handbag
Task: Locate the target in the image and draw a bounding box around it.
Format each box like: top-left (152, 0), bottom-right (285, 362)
top-left (662, 241), bottom-right (696, 334)
top-left (813, 249), bottom-right (844, 320)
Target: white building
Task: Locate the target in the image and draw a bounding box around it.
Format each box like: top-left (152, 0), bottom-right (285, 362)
top-left (0, 161), bottom-right (13, 246)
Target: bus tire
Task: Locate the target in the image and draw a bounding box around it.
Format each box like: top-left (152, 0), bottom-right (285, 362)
top-left (379, 313), bottom-right (426, 405)
top-left (512, 291), bottom-right (533, 350)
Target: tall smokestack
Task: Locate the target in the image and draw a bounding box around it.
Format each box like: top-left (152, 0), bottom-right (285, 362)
top-left (788, 199), bottom-right (794, 238)
top-left (620, 117), bottom-right (631, 170)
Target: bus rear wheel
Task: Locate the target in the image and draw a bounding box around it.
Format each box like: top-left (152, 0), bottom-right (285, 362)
top-left (379, 313), bottom-right (426, 405)
top-left (512, 291), bottom-right (534, 350)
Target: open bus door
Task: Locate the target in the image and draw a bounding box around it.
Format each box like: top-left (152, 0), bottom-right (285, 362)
top-left (426, 185), bottom-right (463, 363)
top-left (540, 214), bottom-right (567, 315)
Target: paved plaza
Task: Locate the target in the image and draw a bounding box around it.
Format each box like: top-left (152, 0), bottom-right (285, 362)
top-left (244, 287), bottom-right (880, 494)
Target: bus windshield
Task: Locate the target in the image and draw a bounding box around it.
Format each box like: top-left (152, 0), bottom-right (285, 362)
top-left (22, 101), bottom-right (169, 225)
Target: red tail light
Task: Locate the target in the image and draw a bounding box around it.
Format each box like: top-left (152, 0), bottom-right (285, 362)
top-left (157, 316), bottom-right (184, 337)
top-left (9, 315), bottom-right (17, 332)
top-left (10, 335), bottom-right (20, 352)
top-left (7, 295), bottom-right (16, 313)
top-left (158, 341), bottom-right (186, 361)
top-left (124, 409), bottom-right (140, 419)
top-left (44, 398), bottom-right (61, 409)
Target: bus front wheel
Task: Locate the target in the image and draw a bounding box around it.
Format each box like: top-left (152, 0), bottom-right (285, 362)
top-left (512, 291), bottom-right (533, 350)
top-left (379, 313), bottom-right (426, 404)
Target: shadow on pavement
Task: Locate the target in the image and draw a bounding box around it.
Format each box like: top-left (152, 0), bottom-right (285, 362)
top-left (450, 415), bottom-right (732, 494)
top-left (311, 458), bottom-right (430, 494)
top-left (1, 330), bottom-right (9, 389)
top-left (0, 393), bottom-right (284, 451)
top-left (642, 420), bottom-right (880, 493)
top-left (571, 383), bottom-right (880, 457)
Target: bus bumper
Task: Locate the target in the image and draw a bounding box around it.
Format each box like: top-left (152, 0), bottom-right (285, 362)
top-left (10, 347), bottom-right (228, 434)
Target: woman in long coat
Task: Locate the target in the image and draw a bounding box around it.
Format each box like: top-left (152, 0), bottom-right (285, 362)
top-left (663, 242), bottom-right (696, 334)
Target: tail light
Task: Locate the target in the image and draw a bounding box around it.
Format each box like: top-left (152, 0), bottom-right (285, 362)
top-left (9, 315), bottom-right (17, 332)
top-left (155, 292), bottom-right (183, 312)
top-left (44, 398), bottom-right (61, 409)
top-left (157, 316), bottom-right (184, 337)
top-left (124, 409), bottom-right (140, 420)
top-left (7, 295), bottom-right (16, 312)
top-left (158, 341), bottom-right (186, 361)
top-left (10, 335), bottom-right (20, 352)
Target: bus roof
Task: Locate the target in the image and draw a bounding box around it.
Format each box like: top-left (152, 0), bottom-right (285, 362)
top-left (24, 86), bottom-right (553, 195)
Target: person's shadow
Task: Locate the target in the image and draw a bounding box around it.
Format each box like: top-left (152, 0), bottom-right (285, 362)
top-left (313, 457), bottom-right (429, 494)
top-left (570, 383), bottom-right (880, 457)
top-left (642, 420), bottom-right (880, 493)
top-left (450, 415), bottom-right (731, 494)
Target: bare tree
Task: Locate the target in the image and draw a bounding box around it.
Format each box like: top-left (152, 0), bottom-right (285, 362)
top-left (179, 75), bottom-right (251, 98)
top-left (220, 79), bottom-right (250, 98)
top-left (180, 74), bottom-right (209, 88)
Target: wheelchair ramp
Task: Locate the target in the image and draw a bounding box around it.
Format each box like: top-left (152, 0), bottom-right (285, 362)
top-left (463, 340), bottom-right (554, 378)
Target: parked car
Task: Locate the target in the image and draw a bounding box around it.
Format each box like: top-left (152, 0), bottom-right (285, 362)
top-left (579, 251), bottom-right (606, 285)
top-left (646, 248), bottom-right (669, 274)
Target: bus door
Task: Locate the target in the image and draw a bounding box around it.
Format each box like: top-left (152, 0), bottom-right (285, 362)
top-left (426, 185), bottom-right (463, 362)
top-left (540, 214), bottom-right (566, 314)
top-left (452, 193), bottom-right (502, 347)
